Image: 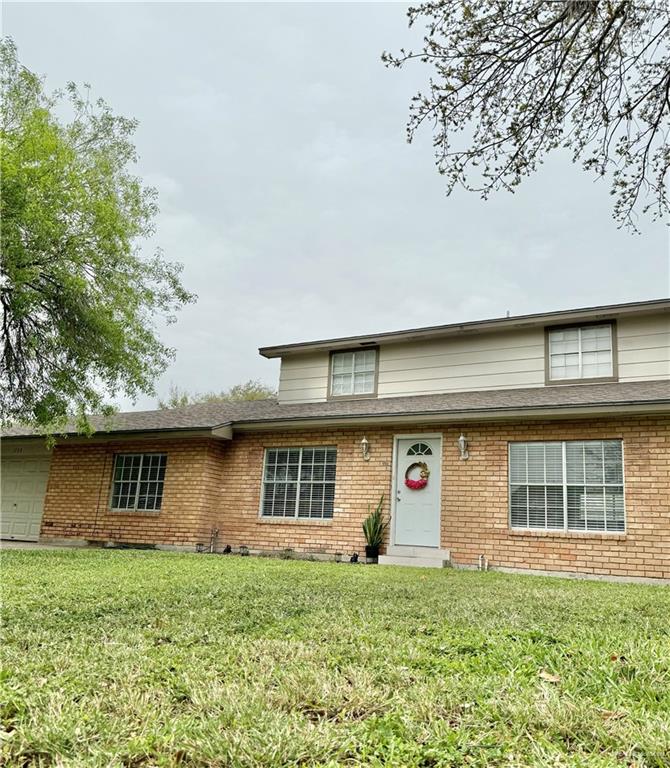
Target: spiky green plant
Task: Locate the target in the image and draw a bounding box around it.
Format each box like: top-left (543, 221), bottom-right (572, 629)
top-left (362, 495), bottom-right (388, 548)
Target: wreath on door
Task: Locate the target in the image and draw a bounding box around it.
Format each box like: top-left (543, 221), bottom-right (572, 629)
top-left (405, 461), bottom-right (430, 490)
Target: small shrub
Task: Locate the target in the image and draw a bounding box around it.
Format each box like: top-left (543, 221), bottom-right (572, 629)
top-left (362, 495), bottom-right (388, 548)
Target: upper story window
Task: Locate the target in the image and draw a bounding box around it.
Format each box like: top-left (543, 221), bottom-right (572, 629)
top-left (547, 324), bottom-right (615, 383)
top-left (330, 349), bottom-right (377, 398)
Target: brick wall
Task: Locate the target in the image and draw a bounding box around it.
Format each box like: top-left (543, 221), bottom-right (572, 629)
top-left (216, 430), bottom-right (392, 557)
top-left (213, 415), bottom-right (670, 579)
top-left (40, 439), bottom-right (219, 548)
top-left (440, 416), bottom-right (670, 579)
top-left (40, 415), bottom-right (670, 579)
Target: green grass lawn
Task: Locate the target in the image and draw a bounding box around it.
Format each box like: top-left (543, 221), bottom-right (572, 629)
top-left (2, 551), bottom-right (669, 767)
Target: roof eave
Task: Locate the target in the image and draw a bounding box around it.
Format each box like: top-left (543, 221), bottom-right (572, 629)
top-left (231, 401), bottom-right (670, 431)
top-left (258, 298), bottom-right (670, 358)
top-left (1, 424), bottom-right (234, 442)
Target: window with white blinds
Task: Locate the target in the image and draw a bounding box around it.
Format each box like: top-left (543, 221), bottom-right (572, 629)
top-left (509, 441), bottom-right (625, 533)
top-left (330, 350), bottom-right (377, 396)
top-left (261, 447), bottom-right (337, 519)
top-left (548, 324), bottom-right (614, 381)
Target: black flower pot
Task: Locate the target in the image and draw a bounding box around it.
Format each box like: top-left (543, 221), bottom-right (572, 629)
top-left (365, 545), bottom-right (380, 562)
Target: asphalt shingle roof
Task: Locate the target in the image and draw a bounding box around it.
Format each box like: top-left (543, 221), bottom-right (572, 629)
top-left (3, 380), bottom-right (669, 439)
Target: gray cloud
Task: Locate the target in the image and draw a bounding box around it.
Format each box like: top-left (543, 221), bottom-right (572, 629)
top-left (7, 2), bottom-right (669, 409)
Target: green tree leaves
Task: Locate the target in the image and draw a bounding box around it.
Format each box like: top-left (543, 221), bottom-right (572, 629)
top-left (157, 380), bottom-right (277, 410)
top-left (0, 39), bottom-right (195, 430)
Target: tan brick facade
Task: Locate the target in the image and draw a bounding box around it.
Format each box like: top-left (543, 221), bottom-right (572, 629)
top-left (39, 415), bottom-right (670, 579)
top-left (41, 439), bottom-right (220, 549)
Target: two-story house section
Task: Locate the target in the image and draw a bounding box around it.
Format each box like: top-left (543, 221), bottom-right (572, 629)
top-left (3, 299), bottom-right (670, 581)
top-left (272, 301), bottom-right (669, 402)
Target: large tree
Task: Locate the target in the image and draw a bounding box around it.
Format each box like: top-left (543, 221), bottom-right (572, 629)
top-left (157, 380), bottom-right (277, 410)
top-left (383, 1), bottom-right (669, 229)
top-left (0, 39), bottom-right (195, 430)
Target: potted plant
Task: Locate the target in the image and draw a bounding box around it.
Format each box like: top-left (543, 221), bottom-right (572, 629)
top-left (362, 495), bottom-right (388, 563)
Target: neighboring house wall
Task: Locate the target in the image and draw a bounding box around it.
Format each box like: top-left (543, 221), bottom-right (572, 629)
top-left (212, 414), bottom-right (670, 579)
top-left (276, 312), bottom-right (670, 404)
top-left (40, 438), bottom-right (221, 548)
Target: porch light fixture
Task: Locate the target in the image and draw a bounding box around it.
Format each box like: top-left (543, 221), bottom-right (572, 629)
top-left (457, 433), bottom-right (469, 461)
top-left (360, 436), bottom-right (370, 461)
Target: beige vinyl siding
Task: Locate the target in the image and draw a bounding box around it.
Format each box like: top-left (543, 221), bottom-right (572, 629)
top-left (278, 351), bottom-right (329, 403)
top-left (276, 313), bottom-right (669, 403)
top-left (617, 314), bottom-right (670, 382)
top-left (377, 329), bottom-right (545, 397)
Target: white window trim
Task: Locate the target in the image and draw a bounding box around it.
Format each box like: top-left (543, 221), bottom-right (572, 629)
top-left (547, 323), bottom-right (616, 383)
top-left (259, 446), bottom-right (337, 520)
top-left (109, 453), bottom-right (167, 513)
top-left (508, 440), bottom-right (626, 534)
top-left (329, 349), bottom-right (378, 399)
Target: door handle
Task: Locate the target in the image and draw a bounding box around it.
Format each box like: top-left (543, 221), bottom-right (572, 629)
top-left (396, 491), bottom-right (401, 502)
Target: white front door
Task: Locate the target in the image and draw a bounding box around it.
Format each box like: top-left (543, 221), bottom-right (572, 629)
top-left (393, 437), bottom-right (441, 547)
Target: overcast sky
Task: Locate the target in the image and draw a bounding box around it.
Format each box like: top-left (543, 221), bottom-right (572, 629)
top-left (5, 2), bottom-right (669, 410)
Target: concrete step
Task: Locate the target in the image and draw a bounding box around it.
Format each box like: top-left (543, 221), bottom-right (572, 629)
top-left (378, 554), bottom-right (450, 569)
top-left (386, 545), bottom-right (451, 560)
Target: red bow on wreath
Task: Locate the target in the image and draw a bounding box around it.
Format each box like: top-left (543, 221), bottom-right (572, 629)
top-left (405, 461), bottom-right (430, 490)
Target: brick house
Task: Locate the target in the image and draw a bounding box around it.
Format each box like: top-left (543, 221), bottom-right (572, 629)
top-left (2, 298), bottom-right (669, 581)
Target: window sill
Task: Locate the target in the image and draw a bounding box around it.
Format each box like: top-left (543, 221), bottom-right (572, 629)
top-left (258, 516), bottom-right (333, 525)
top-left (509, 529), bottom-right (626, 540)
top-left (326, 393), bottom-right (377, 401)
top-left (109, 509), bottom-right (161, 516)
top-left (545, 376), bottom-right (618, 386)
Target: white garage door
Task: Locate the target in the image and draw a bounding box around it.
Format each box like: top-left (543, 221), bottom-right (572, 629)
top-left (1, 455), bottom-right (51, 541)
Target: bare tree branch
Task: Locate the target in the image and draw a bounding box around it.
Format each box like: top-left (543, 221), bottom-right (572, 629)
top-left (383, 0), bottom-right (670, 230)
